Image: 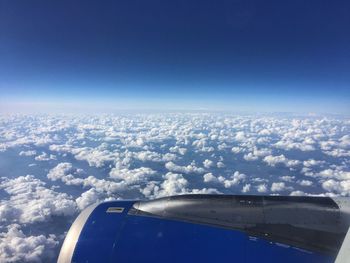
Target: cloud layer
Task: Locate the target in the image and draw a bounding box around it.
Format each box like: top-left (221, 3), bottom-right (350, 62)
top-left (0, 113), bottom-right (349, 261)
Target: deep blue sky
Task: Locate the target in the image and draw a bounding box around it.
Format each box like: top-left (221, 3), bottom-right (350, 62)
top-left (1, 0), bottom-right (350, 113)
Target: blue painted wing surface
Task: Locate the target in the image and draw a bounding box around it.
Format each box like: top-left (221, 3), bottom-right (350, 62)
top-left (58, 195), bottom-right (349, 263)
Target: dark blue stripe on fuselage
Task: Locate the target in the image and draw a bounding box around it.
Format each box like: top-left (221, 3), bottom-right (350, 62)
top-left (72, 201), bottom-right (335, 263)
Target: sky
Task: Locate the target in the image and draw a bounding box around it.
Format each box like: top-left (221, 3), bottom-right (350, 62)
top-left (0, 0), bottom-right (350, 114)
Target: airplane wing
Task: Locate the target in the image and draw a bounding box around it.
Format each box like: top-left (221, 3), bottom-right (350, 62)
top-left (57, 195), bottom-right (350, 263)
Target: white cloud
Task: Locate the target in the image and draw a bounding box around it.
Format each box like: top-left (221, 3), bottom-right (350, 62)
top-left (142, 172), bottom-right (220, 199)
top-left (298, 180), bottom-right (313, 186)
top-left (279, 175), bottom-right (295, 182)
top-left (73, 147), bottom-right (117, 168)
top-left (169, 146), bottom-right (187, 155)
top-left (290, 190), bottom-right (336, 197)
top-left (47, 162), bottom-right (80, 181)
top-left (216, 161), bottom-right (225, 168)
top-left (203, 159), bottom-right (214, 169)
top-left (0, 224), bottom-right (58, 263)
top-left (290, 190), bottom-right (306, 196)
top-left (339, 135), bottom-right (350, 148)
top-left (203, 173), bottom-right (218, 183)
top-left (322, 179), bottom-right (350, 196)
top-left (0, 175), bottom-right (77, 224)
top-left (270, 182), bottom-right (292, 192)
top-left (263, 154), bottom-right (300, 168)
top-left (242, 184), bottom-right (251, 193)
top-left (303, 159), bottom-right (325, 167)
top-left (243, 153), bottom-right (258, 161)
top-left (48, 163), bottom-right (125, 194)
top-left (192, 138), bottom-right (214, 152)
top-left (158, 172), bottom-right (188, 196)
top-left (35, 152), bottom-right (56, 161)
top-left (165, 161), bottom-right (205, 174)
top-left (256, 184), bottom-right (268, 193)
top-left (231, 147), bottom-right (244, 154)
top-left (316, 167), bottom-right (350, 181)
top-left (76, 188), bottom-right (100, 210)
top-left (274, 140), bottom-right (315, 151)
top-left (218, 171), bottom-right (246, 188)
top-left (19, 150), bottom-right (37, 157)
top-left (258, 129), bottom-right (271, 136)
top-left (142, 172), bottom-right (189, 198)
top-left (188, 188), bottom-right (221, 195)
top-left (2, 112), bottom-right (350, 261)
top-left (235, 131), bottom-right (246, 142)
top-left (253, 148), bottom-right (272, 157)
top-left (109, 167), bottom-right (156, 185)
top-left (134, 150), bottom-right (177, 162)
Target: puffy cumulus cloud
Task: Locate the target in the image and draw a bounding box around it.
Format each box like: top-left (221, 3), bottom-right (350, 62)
top-left (298, 180), bottom-right (313, 186)
top-left (270, 182), bottom-right (293, 192)
top-left (140, 181), bottom-right (159, 198)
top-left (322, 180), bottom-right (350, 196)
top-left (303, 159), bottom-right (325, 168)
top-left (218, 143), bottom-right (230, 151)
top-left (48, 163), bottom-right (125, 194)
top-left (274, 140), bottom-right (315, 151)
top-left (165, 161), bottom-right (205, 174)
top-left (158, 172), bottom-right (189, 196)
top-left (133, 150), bottom-right (176, 162)
top-left (290, 190), bottom-right (306, 196)
top-left (19, 150), bottom-right (37, 157)
top-left (216, 161), bottom-right (225, 168)
top-left (79, 176), bottom-right (125, 195)
top-left (301, 167), bottom-right (314, 177)
top-left (235, 131), bottom-right (246, 142)
top-left (109, 167), bottom-right (156, 185)
top-left (243, 153), bottom-right (258, 161)
top-left (0, 175), bottom-right (77, 224)
top-left (203, 173), bottom-right (218, 183)
top-left (256, 184), bottom-right (268, 193)
top-left (292, 164), bottom-right (350, 196)
top-left (339, 135), bottom-right (350, 148)
top-left (263, 154), bottom-right (300, 168)
top-left (289, 190), bottom-right (336, 197)
top-left (142, 172), bottom-right (220, 199)
top-left (72, 147), bottom-right (118, 168)
top-left (76, 188), bottom-right (100, 210)
top-left (47, 162), bottom-right (83, 181)
top-left (189, 188), bottom-right (221, 195)
top-left (192, 138), bottom-right (215, 152)
top-left (324, 149), bottom-right (350, 158)
top-left (0, 224), bottom-right (58, 263)
top-left (279, 175), bottom-right (295, 182)
top-left (243, 148), bottom-right (272, 161)
top-left (50, 143), bottom-right (122, 168)
top-left (141, 172), bottom-right (189, 198)
top-left (218, 171), bottom-right (246, 188)
top-left (203, 159), bottom-right (214, 169)
top-left (314, 167), bottom-right (350, 181)
top-left (251, 177), bottom-right (268, 183)
top-left (203, 171), bottom-right (246, 188)
top-left (258, 129), bottom-right (271, 136)
top-left (0, 135), bottom-right (56, 153)
top-left (35, 152), bottom-right (56, 161)
top-left (319, 135), bottom-right (350, 157)
top-left (169, 146), bottom-right (187, 155)
top-left (231, 147), bottom-right (244, 154)
top-left (48, 144), bottom-right (73, 153)
top-left (253, 148), bottom-right (272, 157)
top-left (242, 184), bottom-right (251, 193)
